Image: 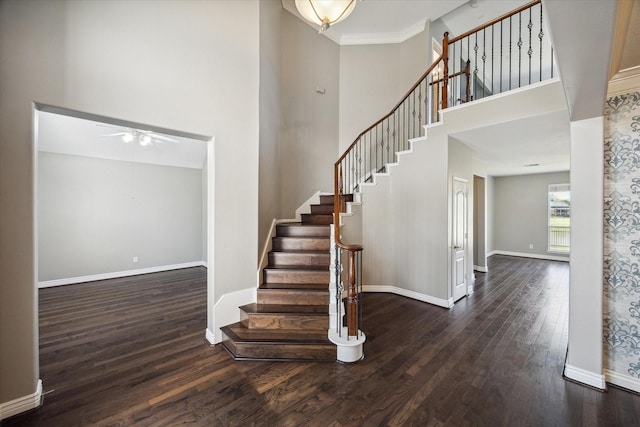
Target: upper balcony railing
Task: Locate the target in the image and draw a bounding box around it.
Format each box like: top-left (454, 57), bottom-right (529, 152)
top-left (333, 0), bottom-right (552, 339)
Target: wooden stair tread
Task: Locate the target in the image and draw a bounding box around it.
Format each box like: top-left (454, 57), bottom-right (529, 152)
top-left (222, 323), bottom-right (330, 343)
top-left (269, 249), bottom-right (330, 254)
top-left (276, 223), bottom-right (329, 228)
top-left (259, 283), bottom-right (328, 290)
top-left (240, 303), bottom-right (328, 315)
top-left (264, 266), bottom-right (329, 271)
top-left (275, 223), bottom-right (330, 237)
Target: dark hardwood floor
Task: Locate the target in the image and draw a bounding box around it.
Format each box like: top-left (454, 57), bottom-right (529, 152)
top-left (3, 256), bottom-right (640, 426)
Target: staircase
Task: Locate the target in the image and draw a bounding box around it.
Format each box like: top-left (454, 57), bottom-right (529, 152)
top-left (221, 194), bottom-right (346, 361)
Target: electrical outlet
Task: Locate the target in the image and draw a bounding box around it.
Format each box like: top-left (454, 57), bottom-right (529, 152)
top-left (529, 244), bottom-right (534, 249)
top-left (133, 256), bottom-right (138, 263)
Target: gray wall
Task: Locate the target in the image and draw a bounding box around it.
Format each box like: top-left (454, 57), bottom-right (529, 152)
top-left (473, 175), bottom-right (486, 268)
top-left (259, 0), bottom-right (283, 252)
top-left (486, 175), bottom-right (495, 254)
top-left (0, 0), bottom-right (260, 406)
top-left (338, 26), bottom-right (430, 153)
top-left (281, 12), bottom-right (340, 217)
top-left (492, 171), bottom-right (570, 258)
top-left (38, 152), bottom-right (203, 281)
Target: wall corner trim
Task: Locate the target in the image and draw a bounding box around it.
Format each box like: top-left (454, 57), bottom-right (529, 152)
top-left (564, 364), bottom-right (606, 390)
top-left (0, 379), bottom-right (43, 421)
top-left (212, 286), bottom-right (257, 344)
top-left (363, 285), bottom-right (453, 308)
top-left (205, 328), bottom-right (216, 345)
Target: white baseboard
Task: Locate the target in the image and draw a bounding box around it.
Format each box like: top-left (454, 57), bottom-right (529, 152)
top-left (37, 261), bottom-right (206, 288)
top-left (489, 250), bottom-right (569, 263)
top-left (212, 286), bottom-right (256, 344)
top-left (363, 285), bottom-right (453, 308)
top-left (474, 265), bottom-right (488, 273)
top-left (0, 379), bottom-right (42, 421)
top-left (564, 364), bottom-right (606, 389)
top-left (605, 369), bottom-right (640, 393)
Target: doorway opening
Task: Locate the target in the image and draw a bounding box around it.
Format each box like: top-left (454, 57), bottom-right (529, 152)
top-left (33, 103), bottom-right (213, 340)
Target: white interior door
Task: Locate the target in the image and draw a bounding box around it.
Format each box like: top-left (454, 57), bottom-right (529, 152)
top-left (452, 178), bottom-right (468, 302)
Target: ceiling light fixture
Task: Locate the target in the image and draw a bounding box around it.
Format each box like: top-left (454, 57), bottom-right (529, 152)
top-left (120, 130), bottom-right (158, 146)
top-left (295, 0), bottom-right (357, 33)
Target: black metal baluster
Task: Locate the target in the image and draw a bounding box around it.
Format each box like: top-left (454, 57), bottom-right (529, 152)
top-left (467, 36), bottom-right (471, 98)
top-left (527, 8), bottom-right (533, 85)
top-left (423, 79), bottom-right (429, 124)
top-left (474, 32), bottom-right (479, 100)
top-left (385, 119), bottom-right (389, 166)
top-left (360, 140), bottom-right (363, 190)
top-left (348, 151), bottom-right (351, 193)
top-left (375, 126), bottom-right (378, 175)
top-left (539, 3), bottom-right (544, 82)
top-left (518, 13), bottom-right (522, 88)
top-left (509, 16), bottom-right (512, 90)
top-left (482, 29), bottom-right (486, 98)
top-left (491, 25), bottom-right (494, 95)
top-left (412, 91), bottom-right (416, 140)
top-left (417, 84), bottom-right (422, 137)
top-left (500, 20), bottom-right (503, 94)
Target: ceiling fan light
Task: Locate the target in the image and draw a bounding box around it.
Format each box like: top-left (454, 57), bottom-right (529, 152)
top-left (295, 0), bottom-right (356, 33)
top-left (122, 133), bottom-right (134, 143)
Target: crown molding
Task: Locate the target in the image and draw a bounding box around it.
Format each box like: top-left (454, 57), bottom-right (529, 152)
top-left (608, 66), bottom-right (640, 95)
top-left (339, 19), bottom-right (427, 46)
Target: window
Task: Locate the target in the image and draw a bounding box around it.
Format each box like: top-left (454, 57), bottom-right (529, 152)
top-left (548, 184), bottom-right (570, 253)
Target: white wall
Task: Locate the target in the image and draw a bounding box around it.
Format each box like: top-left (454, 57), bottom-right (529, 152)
top-left (38, 152), bottom-right (203, 281)
top-left (0, 0), bottom-right (260, 408)
top-left (281, 12), bottom-right (340, 217)
top-left (492, 171), bottom-right (570, 260)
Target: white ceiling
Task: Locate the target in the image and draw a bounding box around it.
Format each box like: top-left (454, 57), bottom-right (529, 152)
top-left (38, 111), bottom-right (207, 170)
top-left (452, 109), bottom-right (570, 176)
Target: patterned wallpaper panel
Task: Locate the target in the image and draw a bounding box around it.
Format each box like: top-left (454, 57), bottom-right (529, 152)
top-left (604, 91), bottom-right (640, 379)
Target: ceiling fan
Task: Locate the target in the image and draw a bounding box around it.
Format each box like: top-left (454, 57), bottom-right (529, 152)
top-left (97, 124), bottom-right (179, 146)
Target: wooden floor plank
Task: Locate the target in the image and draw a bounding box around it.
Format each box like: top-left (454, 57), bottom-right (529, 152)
top-left (3, 258), bottom-right (640, 426)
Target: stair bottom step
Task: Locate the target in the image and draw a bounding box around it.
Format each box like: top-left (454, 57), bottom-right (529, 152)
top-left (221, 323), bottom-right (336, 361)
